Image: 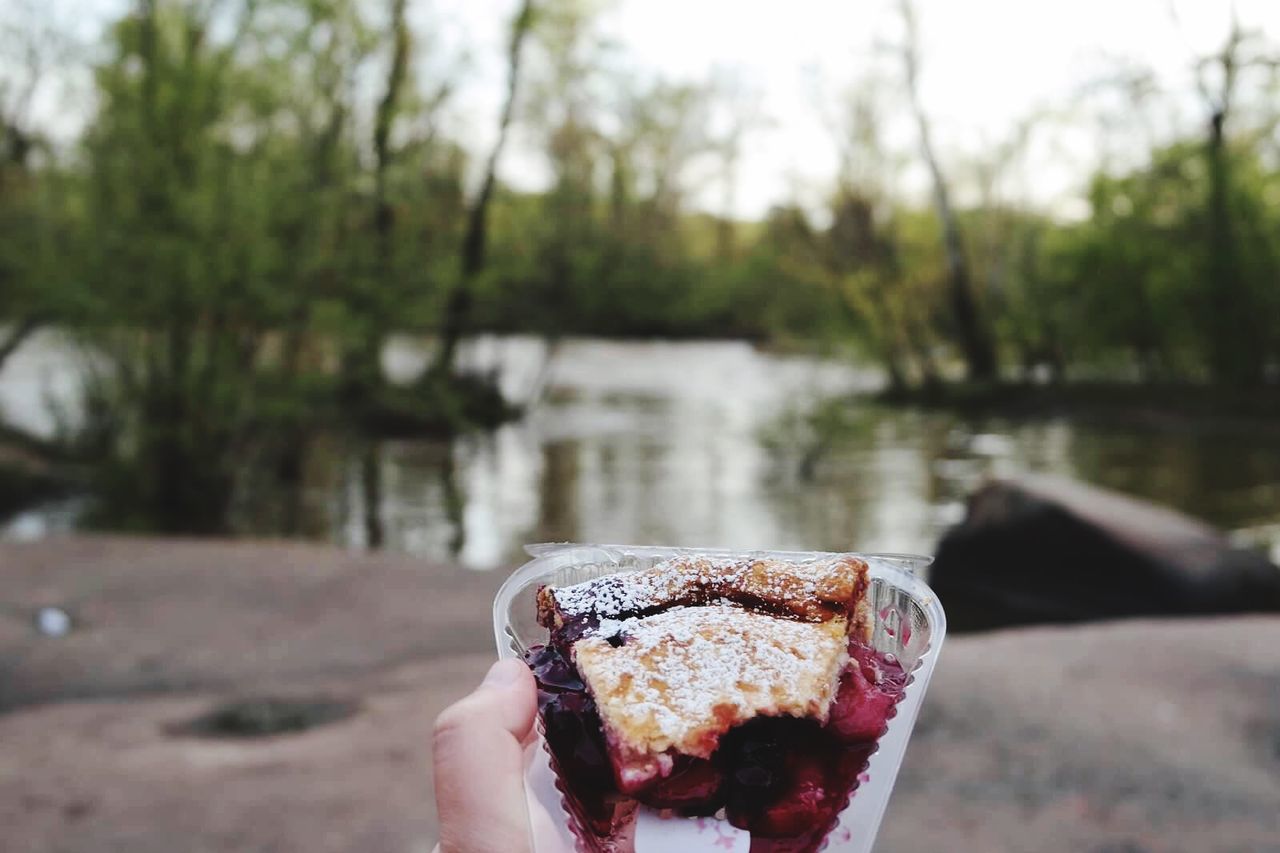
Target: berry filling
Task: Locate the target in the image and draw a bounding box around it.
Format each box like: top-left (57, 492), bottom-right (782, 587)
top-left (525, 637), bottom-right (907, 853)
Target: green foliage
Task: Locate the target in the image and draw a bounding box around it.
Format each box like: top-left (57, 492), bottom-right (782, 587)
top-left (1036, 141), bottom-right (1280, 381)
top-left (35, 0), bottom-right (462, 530)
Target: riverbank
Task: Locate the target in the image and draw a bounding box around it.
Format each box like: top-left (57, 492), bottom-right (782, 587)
top-left (876, 379), bottom-right (1280, 434)
top-left (1, 536), bottom-right (1276, 852)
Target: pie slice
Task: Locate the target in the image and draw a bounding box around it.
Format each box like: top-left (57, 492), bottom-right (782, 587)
top-left (526, 555), bottom-right (908, 853)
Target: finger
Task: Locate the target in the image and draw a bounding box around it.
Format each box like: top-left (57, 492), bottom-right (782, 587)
top-left (434, 659), bottom-right (537, 853)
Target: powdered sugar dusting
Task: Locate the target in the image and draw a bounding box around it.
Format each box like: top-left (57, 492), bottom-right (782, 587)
top-left (548, 555), bottom-right (865, 627)
top-left (551, 557), bottom-right (742, 620)
top-left (573, 605), bottom-right (850, 774)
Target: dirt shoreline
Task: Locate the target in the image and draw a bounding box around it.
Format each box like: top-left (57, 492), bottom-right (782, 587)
top-left (873, 380), bottom-right (1280, 438)
top-left (1, 535), bottom-right (1277, 852)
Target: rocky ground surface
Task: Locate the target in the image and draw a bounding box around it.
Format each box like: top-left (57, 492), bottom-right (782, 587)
top-left (1, 536), bottom-right (1277, 853)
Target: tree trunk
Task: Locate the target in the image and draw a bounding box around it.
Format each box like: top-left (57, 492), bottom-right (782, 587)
top-left (832, 279), bottom-right (906, 394)
top-left (717, 151), bottom-right (739, 263)
top-left (914, 99), bottom-right (996, 383)
top-left (1183, 18), bottom-right (1264, 385)
top-left (361, 442), bottom-right (384, 548)
top-left (904, 315), bottom-right (943, 393)
top-left (872, 291), bottom-right (909, 394)
top-left (432, 0), bottom-right (536, 378)
top-left (899, 0), bottom-right (997, 382)
top-left (1205, 108), bottom-right (1258, 384)
top-left (352, 0), bottom-right (411, 397)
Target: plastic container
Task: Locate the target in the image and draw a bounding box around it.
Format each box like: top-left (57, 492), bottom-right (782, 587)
top-left (494, 543), bottom-right (946, 853)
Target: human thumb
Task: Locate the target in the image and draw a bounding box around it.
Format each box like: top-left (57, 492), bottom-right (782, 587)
top-left (433, 659), bottom-right (537, 853)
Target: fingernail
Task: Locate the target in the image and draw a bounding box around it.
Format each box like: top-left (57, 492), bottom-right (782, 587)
top-left (481, 658), bottom-right (524, 688)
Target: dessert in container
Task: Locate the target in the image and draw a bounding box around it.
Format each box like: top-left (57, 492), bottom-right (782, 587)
top-left (493, 543), bottom-right (946, 853)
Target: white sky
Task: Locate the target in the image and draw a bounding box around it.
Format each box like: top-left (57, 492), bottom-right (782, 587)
top-left (24, 0), bottom-right (1280, 219)
top-left (433, 0), bottom-right (1280, 219)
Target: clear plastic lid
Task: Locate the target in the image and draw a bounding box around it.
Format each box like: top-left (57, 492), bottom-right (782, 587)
top-left (494, 543), bottom-right (946, 853)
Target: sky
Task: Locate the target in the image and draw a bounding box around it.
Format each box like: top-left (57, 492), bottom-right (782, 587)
top-left (432, 0), bottom-right (1280, 219)
top-left (27, 0), bottom-right (1280, 220)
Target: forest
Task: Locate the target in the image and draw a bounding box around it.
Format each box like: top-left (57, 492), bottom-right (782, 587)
top-left (2, 0), bottom-right (1279, 534)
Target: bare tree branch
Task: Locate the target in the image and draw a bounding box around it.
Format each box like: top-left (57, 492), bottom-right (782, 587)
top-left (432, 0), bottom-right (536, 378)
top-left (897, 0), bottom-right (996, 381)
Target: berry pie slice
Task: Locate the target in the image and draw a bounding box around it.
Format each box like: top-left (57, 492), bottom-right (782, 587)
top-left (525, 555), bottom-right (909, 853)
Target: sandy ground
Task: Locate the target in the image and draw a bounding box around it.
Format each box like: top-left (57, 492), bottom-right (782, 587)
top-left (1, 535), bottom-right (1277, 853)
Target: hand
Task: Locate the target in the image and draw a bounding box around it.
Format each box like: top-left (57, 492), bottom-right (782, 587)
top-left (432, 658), bottom-right (538, 853)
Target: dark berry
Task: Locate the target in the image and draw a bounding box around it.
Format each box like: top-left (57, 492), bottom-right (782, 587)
top-left (637, 756), bottom-right (725, 813)
top-left (541, 691), bottom-right (612, 786)
top-left (751, 754), bottom-right (837, 838)
top-left (524, 644), bottom-right (586, 693)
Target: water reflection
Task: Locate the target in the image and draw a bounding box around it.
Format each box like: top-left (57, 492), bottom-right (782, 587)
top-left (361, 443), bottom-right (384, 550)
top-left (344, 338), bottom-right (881, 568)
top-left (3, 335), bottom-right (1280, 568)
top-left (338, 338), bottom-right (1280, 569)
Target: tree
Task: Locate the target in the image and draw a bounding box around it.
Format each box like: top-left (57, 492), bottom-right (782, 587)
top-left (822, 83), bottom-right (912, 390)
top-left (522, 0), bottom-right (608, 334)
top-left (708, 72), bottom-right (766, 263)
top-left (432, 0), bottom-right (536, 378)
top-left (1178, 10), bottom-right (1278, 384)
top-left (77, 0), bottom-right (350, 530)
top-left (347, 0), bottom-right (412, 398)
top-left (898, 0), bottom-right (997, 381)
top-left (968, 116), bottom-right (1065, 380)
top-left (1046, 135), bottom-right (1280, 381)
top-left (0, 0), bottom-right (73, 373)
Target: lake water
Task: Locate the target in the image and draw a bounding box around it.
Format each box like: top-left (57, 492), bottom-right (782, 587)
top-left (3, 334), bottom-right (1279, 569)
